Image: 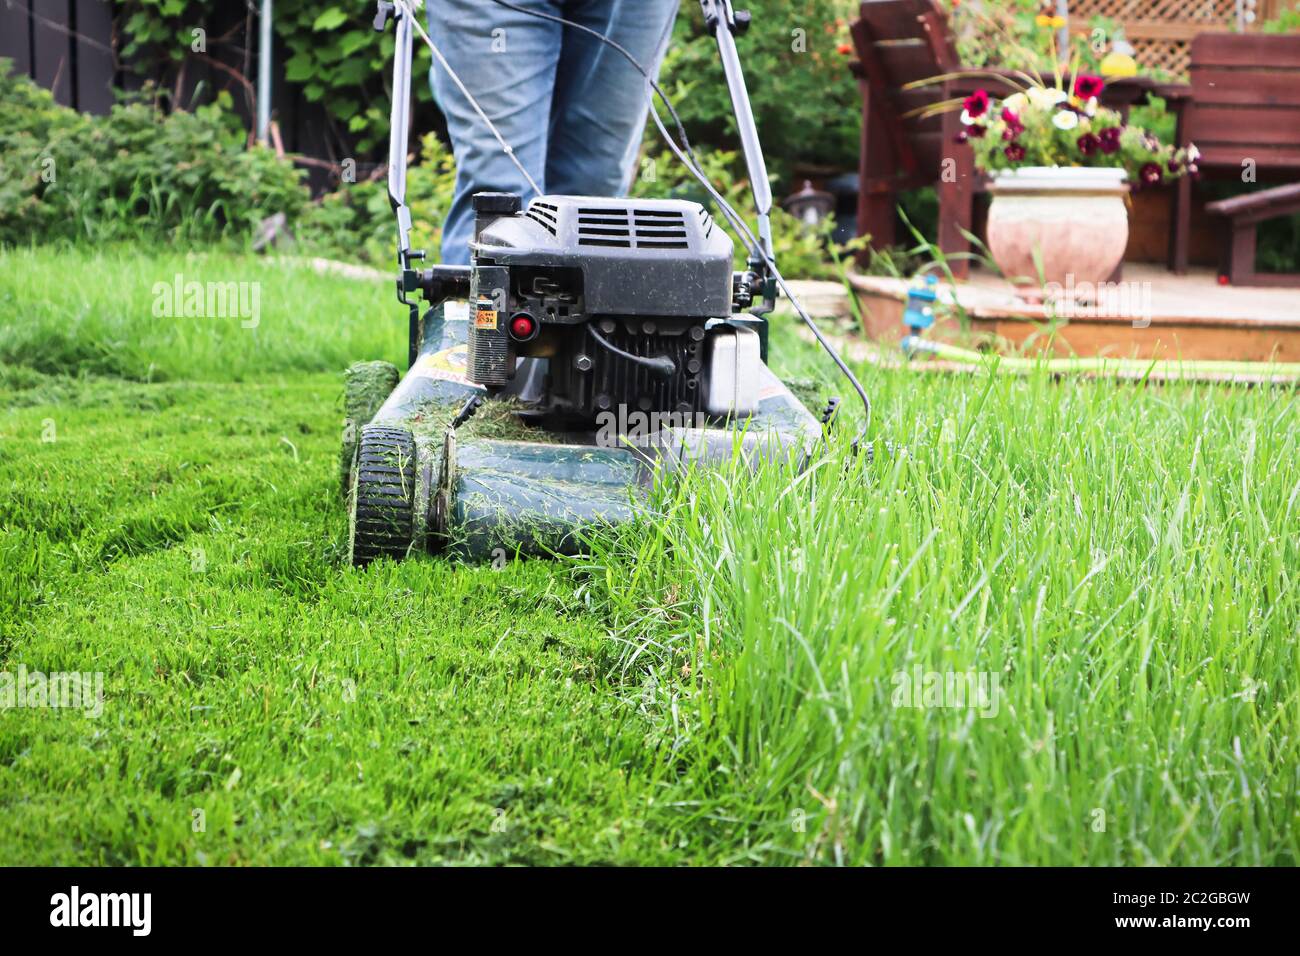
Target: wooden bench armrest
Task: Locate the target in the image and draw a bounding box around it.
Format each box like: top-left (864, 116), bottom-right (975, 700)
top-left (1206, 182), bottom-right (1300, 221)
top-left (1150, 81), bottom-right (1192, 102)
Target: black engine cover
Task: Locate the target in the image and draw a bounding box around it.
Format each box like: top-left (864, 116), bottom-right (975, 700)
top-left (465, 194), bottom-right (736, 422)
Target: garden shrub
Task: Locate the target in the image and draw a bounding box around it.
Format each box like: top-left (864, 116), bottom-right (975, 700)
top-left (630, 141), bottom-right (851, 280)
top-left (296, 132), bottom-right (458, 264)
top-left (0, 63), bottom-right (308, 247)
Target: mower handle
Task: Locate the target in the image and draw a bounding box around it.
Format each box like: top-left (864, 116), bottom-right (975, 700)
top-left (378, 0), bottom-right (425, 366)
top-left (382, 0), bottom-right (415, 263)
top-left (702, 0), bottom-right (769, 310)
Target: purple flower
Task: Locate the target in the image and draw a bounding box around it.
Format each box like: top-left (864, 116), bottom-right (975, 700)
top-left (1139, 162), bottom-right (1162, 186)
top-left (1077, 132), bottom-right (1100, 156)
top-left (967, 123), bottom-right (987, 139)
top-left (1098, 126), bottom-right (1122, 155)
top-left (1005, 143), bottom-right (1027, 162)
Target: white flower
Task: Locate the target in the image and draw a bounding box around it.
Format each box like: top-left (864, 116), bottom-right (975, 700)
top-left (1003, 92), bottom-right (1029, 113)
top-left (1187, 144), bottom-right (1201, 162)
top-left (1053, 109), bottom-right (1080, 130)
top-left (960, 109), bottom-right (975, 126)
top-left (1084, 96), bottom-right (1098, 116)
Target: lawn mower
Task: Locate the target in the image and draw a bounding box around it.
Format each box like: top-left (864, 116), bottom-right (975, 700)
top-left (343, 0), bottom-right (867, 564)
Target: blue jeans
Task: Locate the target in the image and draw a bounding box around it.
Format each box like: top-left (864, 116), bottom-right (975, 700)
top-left (427, 0), bottom-right (680, 265)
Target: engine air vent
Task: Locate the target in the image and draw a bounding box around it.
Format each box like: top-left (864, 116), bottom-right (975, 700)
top-left (577, 207), bottom-right (631, 247)
top-left (634, 208), bottom-right (689, 249)
top-left (576, 206), bottom-right (688, 249)
top-left (526, 201), bottom-right (558, 236)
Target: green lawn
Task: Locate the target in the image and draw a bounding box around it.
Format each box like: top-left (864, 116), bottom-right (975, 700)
top-left (1, 245), bottom-right (1297, 864)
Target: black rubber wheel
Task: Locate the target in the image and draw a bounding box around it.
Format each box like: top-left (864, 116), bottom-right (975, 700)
top-left (349, 425), bottom-right (417, 566)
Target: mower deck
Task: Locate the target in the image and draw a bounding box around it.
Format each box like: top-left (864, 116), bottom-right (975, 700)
top-left (345, 303), bottom-right (822, 563)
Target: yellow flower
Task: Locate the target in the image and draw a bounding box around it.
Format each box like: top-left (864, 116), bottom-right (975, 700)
top-left (1035, 14), bottom-right (1065, 28)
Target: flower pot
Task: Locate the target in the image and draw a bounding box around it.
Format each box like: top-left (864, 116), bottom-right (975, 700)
top-left (985, 166), bottom-right (1129, 300)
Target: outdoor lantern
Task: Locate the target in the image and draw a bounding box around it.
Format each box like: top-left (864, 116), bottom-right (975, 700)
top-left (781, 180), bottom-right (835, 228)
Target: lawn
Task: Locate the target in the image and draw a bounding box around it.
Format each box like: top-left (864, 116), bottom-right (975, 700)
top-left (1, 245), bottom-right (1297, 865)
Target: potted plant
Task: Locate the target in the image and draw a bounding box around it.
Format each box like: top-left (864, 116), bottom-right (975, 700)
top-left (953, 76), bottom-right (1199, 297)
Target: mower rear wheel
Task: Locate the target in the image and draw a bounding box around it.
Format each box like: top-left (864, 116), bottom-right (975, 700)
top-left (349, 425), bottom-right (417, 566)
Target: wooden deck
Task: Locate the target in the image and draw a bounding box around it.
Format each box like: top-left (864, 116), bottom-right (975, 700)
top-left (849, 264), bottom-right (1300, 365)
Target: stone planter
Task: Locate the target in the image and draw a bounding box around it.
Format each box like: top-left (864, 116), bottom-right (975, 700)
top-left (986, 166), bottom-right (1129, 300)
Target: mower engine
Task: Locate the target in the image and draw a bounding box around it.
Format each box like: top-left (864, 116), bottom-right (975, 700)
top-left (465, 192), bottom-right (763, 424)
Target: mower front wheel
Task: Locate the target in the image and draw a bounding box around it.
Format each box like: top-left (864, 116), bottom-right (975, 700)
top-left (348, 424), bottom-right (417, 566)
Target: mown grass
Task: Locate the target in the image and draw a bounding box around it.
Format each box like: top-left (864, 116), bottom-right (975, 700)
top-left (0, 375), bottom-right (699, 864)
top-left (1, 245), bottom-right (1297, 865)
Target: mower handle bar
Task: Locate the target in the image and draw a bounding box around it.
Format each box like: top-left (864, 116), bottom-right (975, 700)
top-left (381, 0), bottom-right (775, 302)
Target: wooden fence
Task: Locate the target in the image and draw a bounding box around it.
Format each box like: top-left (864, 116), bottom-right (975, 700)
top-left (0, 0), bottom-right (117, 113)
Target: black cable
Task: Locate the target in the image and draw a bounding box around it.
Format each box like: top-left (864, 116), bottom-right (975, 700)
top-left (588, 325), bottom-right (676, 378)
top-left (482, 0), bottom-right (871, 429)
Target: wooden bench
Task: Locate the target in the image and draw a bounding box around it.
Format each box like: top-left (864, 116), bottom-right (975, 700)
top-left (1205, 182), bottom-right (1300, 287)
top-left (1169, 33), bottom-right (1300, 276)
top-left (849, 0), bottom-right (1024, 279)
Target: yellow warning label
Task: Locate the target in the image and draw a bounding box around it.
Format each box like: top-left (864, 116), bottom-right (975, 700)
top-left (412, 344), bottom-right (474, 387)
top-left (474, 308), bottom-right (498, 330)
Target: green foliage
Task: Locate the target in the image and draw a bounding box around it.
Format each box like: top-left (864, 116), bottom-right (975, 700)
top-left (954, 0), bottom-right (1051, 70)
top-left (0, 247), bottom-right (402, 381)
top-left (0, 368), bottom-right (682, 865)
top-left (581, 319), bottom-right (1300, 865)
top-left (274, 2), bottom-right (433, 154)
top-left (1262, 2), bottom-right (1300, 33)
top-left (0, 59), bottom-right (91, 242)
top-left (297, 133), bottom-right (457, 265)
top-left (657, 0), bottom-right (861, 183)
top-left (116, 0), bottom-right (222, 65)
top-left (0, 64), bottom-right (308, 247)
top-left (952, 0), bottom-right (1117, 75)
top-left (115, 0), bottom-right (434, 155)
top-left (631, 142), bottom-right (849, 280)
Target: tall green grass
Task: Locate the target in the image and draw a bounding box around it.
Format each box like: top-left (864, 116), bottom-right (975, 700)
top-left (0, 246), bottom-right (402, 382)
top-left (582, 343), bottom-right (1300, 864)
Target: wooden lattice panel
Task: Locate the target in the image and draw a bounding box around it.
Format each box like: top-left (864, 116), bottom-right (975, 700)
top-left (1070, 0), bottom-right (1284, 78)
top-left (1071, 0), bottom-right (1240, 25)
top-left (1132, 37), bottom-right (1191, 76)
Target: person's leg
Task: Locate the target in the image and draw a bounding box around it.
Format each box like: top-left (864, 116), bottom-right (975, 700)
top-left (427, 0), bottom-right (563, 264)
top-left (543, 0), bottom-right (680, 197)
